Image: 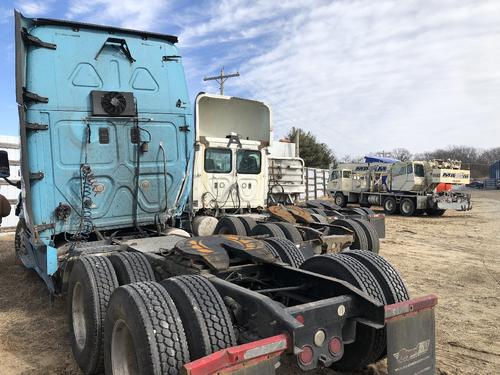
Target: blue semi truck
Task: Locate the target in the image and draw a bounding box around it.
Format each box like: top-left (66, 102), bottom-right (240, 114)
top-left (1, 11), bottom-right (437, 375)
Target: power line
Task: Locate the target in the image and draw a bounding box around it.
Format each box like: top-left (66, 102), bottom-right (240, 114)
top-left (203, 66), bottom-right (240, 95)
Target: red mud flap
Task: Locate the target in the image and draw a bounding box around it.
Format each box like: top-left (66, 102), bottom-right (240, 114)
top-left (385, 294), bottom-right (438, 375)
top-left (181, 334), bottom-right (288, 375)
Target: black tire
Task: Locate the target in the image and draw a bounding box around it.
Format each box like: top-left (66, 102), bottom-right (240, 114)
top-left (104, 282), bottom-right (189, 375)
top-left (400, 197), bottom-right (416, 216)
top-left (310, 213), bottom-right (328, 224)
top-left (274, 222), bottom-right (303, 243)
top-left (68, 256), bottom-right (119, 375)
top-left (383, 196), bottom-right (397, 215)
top-left (300, 254), bottom-right (386, 371)
top-left (237, 216), bottom-right (257, 235)
top-left (351, 219), bottom-right (380, 253)
top-left (14, 219), bottom-right (27, 261)
top-left (352, 208), bottom-right (367, 216)
top-left (342, 250), bottom-right (410, 361)
top-left (161, 275), bottom-right (236, 360)
top-left (109, 252), bottom-right (155, 285)
top-left (342, 250), bottom-right (409, 304)
top-left (331, 219), bottom-right (369, 250)
top-left (264, 237), bottom-right (306, 267)
top-left (426, 208), bottom-right (446, 216)
top-left (334, 192), bottom-right (347, 207)
top-left (214, 216), bottom-right (247, 235)
top-left (250, 223), bottom-right (286, 238)
top-left (360, 207), bottom-right (375, 215)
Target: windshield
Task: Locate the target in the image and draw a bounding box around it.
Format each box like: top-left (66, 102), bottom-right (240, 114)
top-left (237, 149), bottom-right (261, 174)
top-left (205, 148), bottom-right (232, 173)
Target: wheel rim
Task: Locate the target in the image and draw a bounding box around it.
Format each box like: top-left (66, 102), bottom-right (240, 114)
top-left (335, 195), bottom-right (342, 205)
top-left (72, 282), bottom-right (87, 351)
top-left (401, 201), bottom-right (411, 213)
top-left (385, 200), bottom-right (395, 212)
top-left (112, 319), bottom-right (139, 375)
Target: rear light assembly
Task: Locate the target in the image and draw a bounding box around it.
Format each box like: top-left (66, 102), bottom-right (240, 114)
top-left (329, 336), bottom-right (342, 356)
top-left (298, 345), bottom-right (314, 365)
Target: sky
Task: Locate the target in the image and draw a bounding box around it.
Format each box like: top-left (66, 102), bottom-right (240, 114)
top-left (1, 0), bottom-right (499, 157)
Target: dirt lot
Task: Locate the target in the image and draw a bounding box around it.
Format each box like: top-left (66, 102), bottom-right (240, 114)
top-left (0, 189), bottom-right (499, 375)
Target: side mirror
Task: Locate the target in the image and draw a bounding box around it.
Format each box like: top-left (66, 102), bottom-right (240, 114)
top-left (0, 150), bottom-right (10, 178)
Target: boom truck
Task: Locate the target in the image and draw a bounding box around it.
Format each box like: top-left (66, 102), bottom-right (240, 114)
top-left (329, 156), bottom-right (472, 216)
top-left (6, 11), bottom-right (438, 375)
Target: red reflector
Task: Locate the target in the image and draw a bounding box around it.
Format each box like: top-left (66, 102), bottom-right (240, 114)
top-left (298, 345), bottom-right (313, 365)
top-left (329, 337), bottom-right (342, 355)
top-left (295, 315), bottom-right (305, 324)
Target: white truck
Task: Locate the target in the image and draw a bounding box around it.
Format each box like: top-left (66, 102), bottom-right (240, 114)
top-left (329, 158), bottom-right (472, 216)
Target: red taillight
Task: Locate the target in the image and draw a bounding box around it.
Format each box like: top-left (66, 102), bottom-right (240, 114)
top-left (298, 345), bottom-right (314, 365)
top-left (295, 314), bottom-right (305, 324)
top-left (329, 337), bottom-right (342, 355)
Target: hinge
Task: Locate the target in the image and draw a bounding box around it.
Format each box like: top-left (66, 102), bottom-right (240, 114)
top-left (23, 89), bottom-right (48, 104)
top-left (179, 125), bottom-right (190, 132)
top-left (21, 28), bottom-right (57, 50)
top-left (162, 55), bottom-right (181, 62)
top-left (25, 122), bottom-right (48, 131)
top-left (29, 172), bottom-right (44, 180)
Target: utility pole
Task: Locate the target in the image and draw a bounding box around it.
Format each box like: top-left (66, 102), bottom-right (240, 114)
top-left (203, 66), bottom-right (240, 95)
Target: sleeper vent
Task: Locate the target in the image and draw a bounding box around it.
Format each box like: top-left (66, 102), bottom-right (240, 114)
top-left (91, 91), bottom-right (136, 117)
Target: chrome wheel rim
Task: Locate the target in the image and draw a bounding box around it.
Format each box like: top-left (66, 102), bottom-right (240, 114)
top-left (72, 282), bottom-right (87, 351)
top-left (386, 200), bottom-right (395, 212)
top-left (401, 201), bottom-right (411, 213)
top-left (112, 319), bottom-right (139, 375)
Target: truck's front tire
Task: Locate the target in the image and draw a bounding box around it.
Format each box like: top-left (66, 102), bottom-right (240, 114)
top-left (334, 192), bottom-right (347, 207)
top-left (68, 256), bottom-right (118, 375)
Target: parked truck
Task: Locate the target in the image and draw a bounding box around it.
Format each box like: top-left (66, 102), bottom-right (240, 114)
top-left (329, 156), bottom-right (472, 216)
top-left (6, 11), bottom-right (437, 375)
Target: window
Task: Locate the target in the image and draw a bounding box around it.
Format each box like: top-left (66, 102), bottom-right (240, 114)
top-left (342, 170), bottom-right (351, 178)
top-left (414, 163), bottom-right (425, 177)
top-left (205, 148), bottom-right (232, 173)
top-left (407, 163), bottom-right (413, 175)
top-left (237, 149), bottom-right (261, 174)
top-left (331, 170), bottom-right (340, 180)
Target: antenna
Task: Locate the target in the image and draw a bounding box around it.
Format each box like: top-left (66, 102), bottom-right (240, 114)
top-left (203, 66), bottom-right (240, 95)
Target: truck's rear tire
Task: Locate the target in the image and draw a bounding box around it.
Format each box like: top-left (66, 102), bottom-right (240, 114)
top-left (331, 219), bottom-right (369, 250)
top-left (426, 208), bottom-right (446, 216)
top-left (300, 254), bottom-right (387, 371)
top-left (250, 223), bottom-right (286, 239)
top-left (310, 213), bottom-right (328, 224)
top-left (274, 222), bottom-right (303, 243)
top-left (109, 252), bottom-right (155, 285)
top-left (237, 216), bottom-right (257, 235)
top-left (360, 207), bottom-right (375, 215)
top-left (161, 275), bottom-right (236, 360)
top-left (104, 282), bottom-right (190, 375)
top-left (264, 237), bottom-right (306, 267)
top-left (334, 192), bottom-right (347, 208)
top-left (399, 198), bottom-right (416, 216)
top-left (351, 219), bottom-right (380, 253)
top-left (342, 250), bottom-right (410, 360)
top-left (68, 256), bottom-right (118, 375)
top-left (383, 197), bottom-right (397, 215)
top-left (214, 216), bottom-right (247, 235)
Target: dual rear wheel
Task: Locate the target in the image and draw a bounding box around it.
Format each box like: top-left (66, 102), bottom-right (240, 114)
top-left (67, 253), bottom-right (236, 375)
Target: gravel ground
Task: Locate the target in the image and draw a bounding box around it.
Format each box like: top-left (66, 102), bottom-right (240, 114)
top-left (0, 189), bottom-right (498, 375)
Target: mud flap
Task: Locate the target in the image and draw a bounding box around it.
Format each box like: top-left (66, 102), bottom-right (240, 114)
top-left (385, 295), bottom-right (437, 375)
top-left (182, 334), bottom-right (288, 375)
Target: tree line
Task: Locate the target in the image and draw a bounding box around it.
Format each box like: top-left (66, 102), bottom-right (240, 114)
top-left (287, 128), bottom-right (498, 179)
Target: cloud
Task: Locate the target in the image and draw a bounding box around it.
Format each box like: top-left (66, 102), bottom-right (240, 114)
top-left (15, 0), bottom-right (55, 16)
top-left (176, 0), bottom-right (500, 156)
top-left (65, 0), bottom-right (170, 31)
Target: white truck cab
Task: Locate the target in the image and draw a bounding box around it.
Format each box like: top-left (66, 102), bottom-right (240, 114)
top-left (192, 94), bottom-right (272, 212)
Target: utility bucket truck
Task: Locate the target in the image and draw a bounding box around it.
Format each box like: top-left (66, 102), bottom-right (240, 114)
top-left (329, 156), bottom-right (472, 216)
top-left (7, 11), bottom-right (437, 375)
